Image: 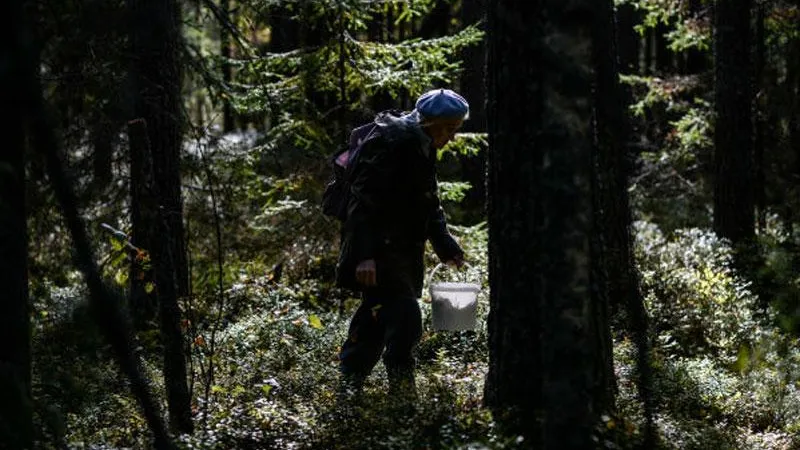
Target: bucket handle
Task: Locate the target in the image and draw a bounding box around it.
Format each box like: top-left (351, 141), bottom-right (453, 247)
top-left (427, 261), bottom-right (474, 287)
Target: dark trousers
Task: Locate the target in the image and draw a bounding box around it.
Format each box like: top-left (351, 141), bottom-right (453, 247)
top-left (338, 289), bottom-right (422, 391)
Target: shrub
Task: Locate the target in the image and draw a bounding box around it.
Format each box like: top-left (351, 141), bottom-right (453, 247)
top-left (633, 221), bottom-right (764, 362)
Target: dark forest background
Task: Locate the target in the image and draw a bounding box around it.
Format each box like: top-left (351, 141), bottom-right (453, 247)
top-left (4, 0), bottom-right (800, 449)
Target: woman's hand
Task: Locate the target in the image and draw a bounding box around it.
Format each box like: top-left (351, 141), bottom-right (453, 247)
top-left (446, 253), bottom-right (465, 269)
top-left (355, 259), bottom-right (377, 286)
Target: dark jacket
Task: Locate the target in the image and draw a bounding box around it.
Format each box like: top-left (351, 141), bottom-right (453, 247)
top-left (335, 111), bottom-right (463, 298)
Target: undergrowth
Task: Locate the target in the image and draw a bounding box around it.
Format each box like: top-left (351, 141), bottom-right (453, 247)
top-left (31, 221), bottom-right (800, 449)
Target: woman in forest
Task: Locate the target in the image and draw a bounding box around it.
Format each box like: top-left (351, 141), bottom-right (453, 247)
top-left (335, 88), bottom-right (469, 409)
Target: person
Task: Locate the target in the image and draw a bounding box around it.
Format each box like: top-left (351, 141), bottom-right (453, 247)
top-left (334, 88), bottom-right (469, 408)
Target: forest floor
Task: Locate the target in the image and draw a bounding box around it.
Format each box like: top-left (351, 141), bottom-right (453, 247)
top-left (35, 222), bottom-right (800, 449)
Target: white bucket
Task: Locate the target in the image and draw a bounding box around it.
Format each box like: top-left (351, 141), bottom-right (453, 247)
top-left (428, 264), bottom-right (481, 331)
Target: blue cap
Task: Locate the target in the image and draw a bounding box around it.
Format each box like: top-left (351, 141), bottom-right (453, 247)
top-left (415, 88), bottom-right (469, 120)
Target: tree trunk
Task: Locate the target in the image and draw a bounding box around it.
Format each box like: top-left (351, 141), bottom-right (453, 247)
top-left (297, 4), bottom-right (335, 123)
top-left (780, 36), bottom-right (800, 235)
top-left (368, 6), bottom-right (382, 42)
top-left (269, 6), bottom-right (299, 52)
top-left (591, 0), bottom-right (624, 413)
top-left (385, 4), bottom-right (395, 42)
top-left (0, 1), bottom-right (33, 446)
top-left (616, 2), bottom-right (645, 173)
top-left (459, 0), bottom-right (487, 222)
top-left (129, 0), bottom-right (193, 434)
top-left (792, 38), bottom-right (800, 238)
top-left (459, 0), bottom-right (486, 131)
top-left (644, 28), bottom-right (654, 75)
top-left (397, 7), bottom-right (410, 109)
top-left (92, 119), bottom-right (115, 191)
top-left (418, 0), bottom-right (451, 39)
top-left (484, 0), bottom-right (600, 447)
top-left (616, 3), bottom-right (640, 74)
top-left (713, 0), bottom-right (754, 243)
top-left (369, 8), bottom-right (394, 114)
top-left (754, 3), bottom-right (766, 233)
top-left (220, 0), bottom-right (235, 132)
top-left (655, 22), bottom-right (672, 74)
top-left (593, 0), bottom-right (655, 443)
top-left (398, 5), bottom-right (407, 41)
top-left (685, 0), bottom-right (708, 74)
top-left (129, 119), bottom-right (158, 328)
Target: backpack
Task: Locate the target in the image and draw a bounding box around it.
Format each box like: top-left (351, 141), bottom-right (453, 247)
top-left (321, 121), bottom-right (381, 221)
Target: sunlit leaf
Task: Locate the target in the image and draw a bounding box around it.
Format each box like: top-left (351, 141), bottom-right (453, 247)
top-left (308, 314), bottom-right (323, 330)
top-left (232, 385), bottom-right (246, 396)
top-left (115, 270), bottom-right (128, 286)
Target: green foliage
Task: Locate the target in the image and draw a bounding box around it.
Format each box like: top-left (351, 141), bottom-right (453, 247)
top-left (612, 0), bottom-right (714, 234)
top-left (57, 222), bottom-right (507, 449)
top-left (612, 221), bottom-right (800, 449)
top-left (437, 132), bottom-right (487, 159)
top-left (190, 0), bottom-right (483, 150)
top-left (670, 101), bottom-right (713, 156)
top-left (437, 181), bottom-right (472, 203)
top-left (621, 74), bottom-right (701, 118)
top-left (615, 0), bottom-right (710, 53)
top-left (753, 221), bottom-right (800, 334)
top-left (29, 286), bottom-right (156, 449)
top-left (765, 4), bottom-right (800, 45)
top-left (666, 17), bottom-right (711, 53)
top-left (621, 74), bottom-right (713, 232)
top-left (41, 213), bottom-right (800, 449)
top-left (633, 221), bottom-right (764, 360)
top-left (50, 221), bottom-right (507, 450)
top-left (353, 27), bottom-right (483, 94)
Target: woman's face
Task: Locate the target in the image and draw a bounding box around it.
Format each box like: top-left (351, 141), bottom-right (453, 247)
top-left (426, 119), bottom-right (464, 150)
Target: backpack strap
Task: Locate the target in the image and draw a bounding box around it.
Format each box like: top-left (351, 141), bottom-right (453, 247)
top-left (336, 122), bottom-right (380, 170)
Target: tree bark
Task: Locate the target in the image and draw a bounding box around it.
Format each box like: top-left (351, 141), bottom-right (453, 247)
top-left (484, 0), bottom-right (600, 447)
top-left (0, 1), bottom-right (33, 446)
top-left (713, 0), bottom-right (754, 243)
top-left (591, 0), bottom-right (624, 413)
top-left (418, 0), bottom-right (451, 39)
top-left (385, 3), bottom-right (395, 42)
top-left (368, 6), bottom-right (382, 42)
top-left (780, 35), bottom-right (800, 234)
top-left (792, 36), bottom-right (800, 237)
top-left (92, 119), bottom-right (115, 191)
top-left (616, 3), bottom-right (640, 74)
top-left (269, 6), bottom-right (299, 52)
top-left (220, 0), bottom-right (235, 132)
top-left (593, 0), bottom-right (655, 444)
top-left (754, 3), bottom-right (766, 233)
top-left (644, 28), bottom-right (654, 75)
top-left (655, 22), bottom-right (672, 74)
top-left (459, 0), bottom-right (487, 130)
top-left (129, 0), bottom-right (193, 433)
top-left (129, 119), bottom-right (158, 328)
top-left (458, 0), bottom-right (487, 222)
